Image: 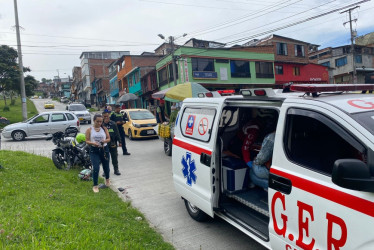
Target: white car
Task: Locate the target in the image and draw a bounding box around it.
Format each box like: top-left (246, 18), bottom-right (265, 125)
top-left (2, 111), bottom-right (80, 141)
top-left (66, 103), bottom-right (91, 124)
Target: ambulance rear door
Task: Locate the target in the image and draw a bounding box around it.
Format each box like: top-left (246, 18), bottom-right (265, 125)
top-left (172, 101), bottom-right (222, 217)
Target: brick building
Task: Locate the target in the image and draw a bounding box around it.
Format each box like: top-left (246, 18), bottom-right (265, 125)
top-left (245, 34), bottom-right (329, 85)
top-left (71, 66), bottom-right (81, 101)
top-left (79, 51), bottom-right (129, 107)
top-left (115, 55), bottom-right (162, 98)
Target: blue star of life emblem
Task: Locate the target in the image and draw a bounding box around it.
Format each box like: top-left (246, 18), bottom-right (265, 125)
top-left (181, 152), bottom-right (197, 186)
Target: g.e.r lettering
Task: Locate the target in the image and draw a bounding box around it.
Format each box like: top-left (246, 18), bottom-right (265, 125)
top-left (271, 191), bottom-right (347, 250)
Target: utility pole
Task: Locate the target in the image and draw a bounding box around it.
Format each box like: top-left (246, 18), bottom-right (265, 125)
top-left (341, 6), bottom-right (359, 84)
top-left (13, 0), bottom-right (27, 121)
top-left (158, 33), bottom-right (186, 87)
top-left (169, 36), bottom-right (177, 87)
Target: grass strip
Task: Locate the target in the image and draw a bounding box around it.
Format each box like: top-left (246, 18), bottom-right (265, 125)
top-left (0, 97), bottom-right (38, 128)
top-left (0, 151), bottom-right (173, 249)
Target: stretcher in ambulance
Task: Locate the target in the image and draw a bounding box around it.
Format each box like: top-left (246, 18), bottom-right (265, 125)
top-left (172, 84), bottom-right (374, 250)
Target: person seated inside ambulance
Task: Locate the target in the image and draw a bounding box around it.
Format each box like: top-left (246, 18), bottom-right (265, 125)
top-left (246, 110), bottom-right (278, 190)
top-left (222, 109), bottom-right (277, 189)
top-left (223, 108), bottom-right (262, 160)
top-left (247, 130), bottom-right (275, 190)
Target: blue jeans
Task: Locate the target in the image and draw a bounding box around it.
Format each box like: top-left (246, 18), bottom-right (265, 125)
top-left (90, 146), bottom-right (110, 186)
top-left (250, 164), bottom-right (269, 189)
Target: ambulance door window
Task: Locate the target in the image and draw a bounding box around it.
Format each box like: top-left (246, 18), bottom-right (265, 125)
top-left (180, 107), bottom-right (216, 142)
top-left (284, 108), bottom-right (367, 175)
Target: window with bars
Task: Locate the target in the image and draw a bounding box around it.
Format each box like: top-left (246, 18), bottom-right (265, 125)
top-left (230, 60), bottom-right (250, 78)
top-left (276, 43), bottom-right (288, 55)
top-left (255, 62), bottom-right (274, 78)
top-left (335, 57), bottom-right (347, 67)
top-left (294, 44), bottom-right (305, 57)
top-left (191, 58), bottom-right (215, 72)
top-left (275, 65), bottom-right (283, 75)
top-left (158, 67), bottom-right (168, 86)
top-left (293, 67), bottom-right (300, 76)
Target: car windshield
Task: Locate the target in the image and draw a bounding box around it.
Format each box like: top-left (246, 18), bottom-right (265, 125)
top-left (25, 114), bottom-right (38, 122)
top-left (351, 111), bottom-right (374, 135)
top-left (69, 105), bottom-right (86, 111)
top-left (129, 111), bottom-right (154, 120)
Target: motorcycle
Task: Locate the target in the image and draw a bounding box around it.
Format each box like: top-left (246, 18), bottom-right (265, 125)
top-left (47, 127), bottom-right (92, 170)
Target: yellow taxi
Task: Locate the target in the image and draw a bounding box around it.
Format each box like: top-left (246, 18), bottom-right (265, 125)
top-left (122, 109), bottom-right (158, 140)
top-left (44, 101), bottom-right (55, 109)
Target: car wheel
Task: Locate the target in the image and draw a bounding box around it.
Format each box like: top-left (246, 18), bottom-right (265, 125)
top-left (184, 199), bottom-right (208, 222)
top-left (164, 138), bottom-right (172, 156)
top-left (88, 120), bottom-right (91, 124)
top-left (128, 129), bottom-right (133, 140)
top-left (12, 130), bottom-right (26, 141)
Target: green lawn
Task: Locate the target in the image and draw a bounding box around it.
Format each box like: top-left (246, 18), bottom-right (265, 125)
top-left (0, 151), bottom-right (174, 249)
top-left (0, 97), bottom-right (38, 128)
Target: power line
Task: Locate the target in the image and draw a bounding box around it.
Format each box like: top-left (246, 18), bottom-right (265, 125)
top-left (157, 0), bottom-right (372, 61)
top-left (0, 31), bottom-right (160, 44)
top-left (223, 0), bottom-right (370, 46)
top-left (137, 0), bottom-right (293, 11)
top-left (182, 0), bottom-right (303, 39)
top-left (1, 43), bottom-right (159, 48)
top-left (215, 0), bottom-right (339, 42)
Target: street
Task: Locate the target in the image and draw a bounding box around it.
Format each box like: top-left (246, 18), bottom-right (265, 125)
top-left (1, 99), bottom-right (266, 250)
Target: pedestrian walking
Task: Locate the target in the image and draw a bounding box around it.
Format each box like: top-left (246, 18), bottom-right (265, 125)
top-left (85, 114), bottom-right (111, 193)
top-left (102, 110), bottom-right (122, 175)
top-left (110, 104), bottom-right (131, 155)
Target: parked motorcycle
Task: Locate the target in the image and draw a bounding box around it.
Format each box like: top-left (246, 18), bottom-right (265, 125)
top-left (47, 127), bottom-right (92, 170)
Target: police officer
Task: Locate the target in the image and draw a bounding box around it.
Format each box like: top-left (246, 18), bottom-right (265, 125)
top-left (103, 110), bottom-right (122, 175)
top-left (110, 104), bottom-right (131, 155)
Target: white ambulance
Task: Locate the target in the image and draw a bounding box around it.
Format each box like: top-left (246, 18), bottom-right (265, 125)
top-left (172, 84), bottom-right (374, 250)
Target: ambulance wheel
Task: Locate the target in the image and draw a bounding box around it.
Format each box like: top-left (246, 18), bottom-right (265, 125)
top-left (164, 138), bottom-right (172, 156)
top-left (184, 199), bottom-right (208, 222)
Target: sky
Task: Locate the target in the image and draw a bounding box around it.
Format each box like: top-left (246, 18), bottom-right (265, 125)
top-left (0, 0), bottom-right (374, 81)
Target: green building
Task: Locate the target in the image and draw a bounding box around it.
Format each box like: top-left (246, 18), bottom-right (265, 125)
top-left (155, 45), bottom-right (275, 91)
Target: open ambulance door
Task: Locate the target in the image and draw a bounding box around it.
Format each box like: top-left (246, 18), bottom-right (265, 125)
top-left (172, 104), bottom-right (220, 217)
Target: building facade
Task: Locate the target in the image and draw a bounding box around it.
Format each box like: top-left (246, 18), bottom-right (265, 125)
top-left (247, 34), bottom-right (329, 84)
top-left (71, 66), bottom-right (81, 101)
top-left (309, 45), bottom-right (374, 83)
top-left (116, 55), bottom-right (162, 98)
top-left (155, 45), bottom-right (275, 91)
top-left (140, 69), bottom-right (158, 109)
top-left (79, 51), bottom-right (130, 106)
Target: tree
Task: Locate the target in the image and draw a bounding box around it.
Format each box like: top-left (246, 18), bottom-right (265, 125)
top-left (0, 45), bottom-right (38, 104)
top-left (0, 45), bottom-right (20, 106)
top-left (24, 75), bottom-right (39, 96)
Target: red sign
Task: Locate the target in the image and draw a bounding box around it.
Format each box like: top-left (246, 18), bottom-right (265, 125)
top-left (185, 115), bottom-right (195, 135)
top-left (198, 118), bottom-right (209, 136)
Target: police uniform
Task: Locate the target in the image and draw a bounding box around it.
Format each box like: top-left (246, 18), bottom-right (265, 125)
top-left (110, 111), bottom-right (130, 155)
top-left (103, 120), bottom-right (122, 175)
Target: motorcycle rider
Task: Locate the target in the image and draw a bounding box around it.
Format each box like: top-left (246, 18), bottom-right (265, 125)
top-left (102, 110), bottom-right (122, 175)
top-left (110, 104), bottom-right (130, 156)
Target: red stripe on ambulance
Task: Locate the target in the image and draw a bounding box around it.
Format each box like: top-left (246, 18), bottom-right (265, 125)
top-left (173, 138), bottom-right (212, 156)
top-left (271, 168), bottom-right (374, 217)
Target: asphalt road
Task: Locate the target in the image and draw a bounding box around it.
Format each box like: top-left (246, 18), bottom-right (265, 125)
top-left (1, 99), bottom-right (267, 250)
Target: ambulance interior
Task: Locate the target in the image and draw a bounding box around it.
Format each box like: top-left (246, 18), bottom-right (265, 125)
top-left (218, 106), bottom-right (278, 241)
